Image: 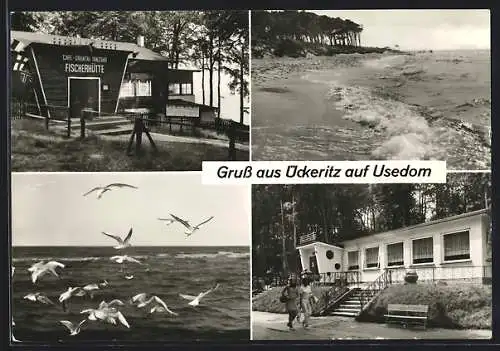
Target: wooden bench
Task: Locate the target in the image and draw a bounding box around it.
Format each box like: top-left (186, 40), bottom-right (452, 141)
top-left (384, 304), bottom-right (429, 329)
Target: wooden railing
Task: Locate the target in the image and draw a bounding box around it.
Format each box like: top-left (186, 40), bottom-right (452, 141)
top-left (358, 269), bottom-right (393, 310)
top-left (299, 232), bottom-right (317, 245)
top-left (314, 271), bottom-right (360, 287)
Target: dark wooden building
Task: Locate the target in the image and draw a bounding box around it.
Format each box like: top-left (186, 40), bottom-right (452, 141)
top-left (10, 31), bottom-right (217, 122)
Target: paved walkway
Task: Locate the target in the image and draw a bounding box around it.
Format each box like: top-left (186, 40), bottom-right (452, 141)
top-left (252, 312), bottom-right (492, 340)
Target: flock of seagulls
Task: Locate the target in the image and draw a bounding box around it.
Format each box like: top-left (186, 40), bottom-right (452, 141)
top-left (11, 182), bottom-right (220, 340)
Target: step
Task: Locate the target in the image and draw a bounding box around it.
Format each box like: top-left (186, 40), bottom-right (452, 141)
top-left (341, 301), bottom-right (361, 306)
top-left (335, 308), bottom-right (361, 313)
top-left (93, 126), bottom-right (133, 136)
top-left (86, 120), bottom-right (131, 131)
top-left (331, 312), bottom-right (358, 317)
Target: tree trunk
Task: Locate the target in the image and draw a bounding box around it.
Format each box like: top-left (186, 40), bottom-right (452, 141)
top-left (239, 37), bottom-right (245, 124)
top-left (201, 53), bottom-right (205, 105)
top-left (280, 200), bottom-right (288, 276)
top-left (217, 38), bottom-right (222, 119)
top-left (209, 35), bottom-right (214, 107)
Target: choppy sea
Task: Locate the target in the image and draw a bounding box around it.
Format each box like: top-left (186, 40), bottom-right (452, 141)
top-left (252, 50), bottom-right (490, 169)
top-left (11, 246), bottom-right (250, 343)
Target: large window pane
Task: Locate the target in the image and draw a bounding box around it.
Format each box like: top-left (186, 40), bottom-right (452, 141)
top-left (365, 247), bottom-right (379, 268)
top-left (387, 242), bottom-right (404, 266)
top-left (444, 231), bottom-right (470, 261)
top-left (412, 237), bottom-right (433, 264)
top-left (348, 251), bottom-right (359, 270)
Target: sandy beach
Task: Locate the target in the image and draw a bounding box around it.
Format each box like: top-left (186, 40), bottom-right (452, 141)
top-left (251, 51), bottom-right (490, 169)
top-left (251, 311), bottom-right (492, 341)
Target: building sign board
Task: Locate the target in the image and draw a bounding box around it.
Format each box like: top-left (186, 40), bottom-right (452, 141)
top-left (166, 104), bottom-right (199, 118)
top-left (63, 54), bottom-right (108, 74)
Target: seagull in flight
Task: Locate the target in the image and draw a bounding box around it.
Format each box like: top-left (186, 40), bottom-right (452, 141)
top-left (24, 292), bottom-right (55, 305)
top-left (110, 255), bottom-right (142, 264)
top-left (60, 320), bottom-right (87, 336)
top-left (131, 293), bottom-right (178, 315)
top-left (169, 214), bottom-right (215, 236)
top-left (80, 303), bottom-right (130, 328)
top-left (157, 217), bottom-right (176, 225)
top-left (28, 261), bottom-right (65, 284)
top-left (59, 287), bottom-right (85, 312)
top-left (83, 183), bottom-right (138, 199)
top-left (73, 280), bottom-right (109, 299)
top-left (179, 283), bottom-right (220, 307)
top-left (102, 228), bottom-right (133, 249)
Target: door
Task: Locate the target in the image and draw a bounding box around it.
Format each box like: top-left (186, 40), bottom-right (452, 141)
top-left (69, 78), bottom-right (99, 118)
top-left (309, 255), bottom-right (319, 275)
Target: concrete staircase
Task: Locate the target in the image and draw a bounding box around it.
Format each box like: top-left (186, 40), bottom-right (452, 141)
top-left (331, 288), bottom-right (363, 317)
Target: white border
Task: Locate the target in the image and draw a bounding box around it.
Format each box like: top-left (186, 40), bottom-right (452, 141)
top-left (248, 10), bottom-right (252, 163)
top-left (67, 76), bottom-right (101, 114)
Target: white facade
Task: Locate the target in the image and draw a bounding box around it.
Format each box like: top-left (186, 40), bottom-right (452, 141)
top-left (297, 209), bottom-right (491, 284)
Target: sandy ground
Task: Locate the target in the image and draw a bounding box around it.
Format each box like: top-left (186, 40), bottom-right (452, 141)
top-left (251, 311), bottom-right (492, 341)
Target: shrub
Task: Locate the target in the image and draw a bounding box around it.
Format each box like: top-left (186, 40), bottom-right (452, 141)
top-left (358, 283), bottom-right (491, 329)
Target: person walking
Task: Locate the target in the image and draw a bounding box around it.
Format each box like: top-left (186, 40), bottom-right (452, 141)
top-left (299, 276), bottom-right (317, 328)
top-left (281, 277), bottom-right (300, 330)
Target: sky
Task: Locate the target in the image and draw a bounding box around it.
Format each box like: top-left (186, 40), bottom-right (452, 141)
top-left (309, 10), bottom-right (490, 51)
top-left (11, 173), bottom-right (250, 247)
top-left (192, 70), bottom-right (250, 125)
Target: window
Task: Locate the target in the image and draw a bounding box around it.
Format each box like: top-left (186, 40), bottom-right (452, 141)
top-left (387, 242), bottom-right (404, 267)
top-left (412, 237), bottom-right (433, 264)
top-left (119, 80), bottom-right (152, 97)
top-left (136, 81), bottom-right (152, 97)
top-left (119, 81), bottom-right (134, 97)
top-left (347, 251), bottom-right (359, 270)
top-left (169, 83), bottom-right (181, 95)
top-left (365, 247), bottom-right (379, 268)
top-left (443, 231), bottom-right (470, 261)
top-left (181, 83), bottom-right (193, 95)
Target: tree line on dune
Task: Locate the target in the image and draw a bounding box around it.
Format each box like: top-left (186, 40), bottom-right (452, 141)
top-left (252, 11), bottom-right (373, 58)
top-left (252, 173), bottom-right (491, 277)
top-left (11, 11), bottom-right (249, 124)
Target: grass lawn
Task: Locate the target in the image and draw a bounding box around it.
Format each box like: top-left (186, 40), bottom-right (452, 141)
top-left (11, 119), bottom-right (249, 171)
top-left (359, 283), bottom-right (492, 330)
top-left (252, 286), bottom-right (334, 315)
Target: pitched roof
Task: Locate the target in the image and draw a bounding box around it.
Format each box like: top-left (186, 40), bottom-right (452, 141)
top-left (10, 30), bottom-right (168, 61)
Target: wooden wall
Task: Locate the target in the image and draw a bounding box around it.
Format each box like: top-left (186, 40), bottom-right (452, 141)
top-left (32, 43), bottom-right (129, 114)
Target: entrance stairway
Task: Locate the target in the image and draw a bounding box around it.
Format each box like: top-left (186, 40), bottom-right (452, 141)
top-left (85, 116), bottom-right (133, 136)
top-left (77, 116), bottom-right (133, 136)
top-left (330, 288), bottom-right (363, 317)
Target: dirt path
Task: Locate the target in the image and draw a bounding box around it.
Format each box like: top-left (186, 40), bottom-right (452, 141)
top-left (101, 132), bottom-right (249, 151)
top-left (252, 312), bottom-right (492, 340)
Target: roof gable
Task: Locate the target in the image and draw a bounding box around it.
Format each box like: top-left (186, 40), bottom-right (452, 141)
top-left (11, 30), bottom-right (168, 61)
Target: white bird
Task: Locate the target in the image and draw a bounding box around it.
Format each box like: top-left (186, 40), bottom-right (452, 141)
top-left (29, 261), bottom-right (65, 284)
top-left (99, 299), bottom-right (125, 309)
top-left (179, 283), bottom-right (220, 307)
top-left (157, 217), bottom-right (175, 225)
top-left (83, 183), bottom-right (138, 199)
top-left (60, 320), bottom-right (87, 336)
top-left (124, 275), bottom-right (134, 280)
top-left (24, 292), bottom-right (55, 305)
top-left (169, 213), bottom-right (215, 236)
top-left (12, 266), bottom-right (15, 277)
top-left (102, 228), bottom-right (133, 249)
top-left (80, 305), bottom-right (130, 328)
top-left (74, 280), bottom-right (109, 299)
top-left (59, 287), bottom-right (84, 311)
top-left (110, 255), bottom-right (142, 264)
top-left (131, 293), bottom-right (178, 316)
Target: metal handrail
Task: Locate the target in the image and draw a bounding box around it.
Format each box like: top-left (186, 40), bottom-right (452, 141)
top-left (358, 269), bottom-right (392, 309)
